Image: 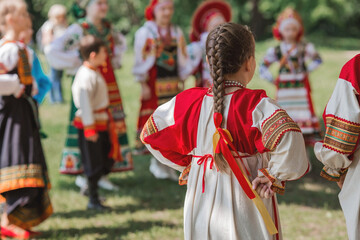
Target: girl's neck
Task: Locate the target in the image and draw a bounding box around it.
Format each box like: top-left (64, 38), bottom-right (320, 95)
top-left (3, 30), bottom-right (20, 42)
top-left (283, 39), bottom-right (296, 45)
top-left (84, 60), bottom-right (98, 70)
top-left (156, 19), bottom-right (171, 28)
top-left (86, 16), bottom-right (102, 30)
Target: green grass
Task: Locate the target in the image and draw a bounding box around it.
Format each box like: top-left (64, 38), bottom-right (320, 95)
top-left (31, 39), bottom-right (356, 239)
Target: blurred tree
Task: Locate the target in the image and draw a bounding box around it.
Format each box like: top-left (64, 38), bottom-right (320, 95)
top-left (26, 0), bottom-right (360, 43)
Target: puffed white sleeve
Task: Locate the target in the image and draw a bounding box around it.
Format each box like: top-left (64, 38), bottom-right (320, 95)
top-left (259, 47), bottom-right (278, 82)
top-left (0, 43), bottom-right (21, 95)
top-left (314, 61), bottom-right (360, 181)
top-left (252, 97), bottom-right (309, 194)
top-left (305, 42), bottom-right (322, 72)
top-left (186, 40), bottom-right (203, 76)
top-left (132, 27), bottom-right (156, 83)
top-left (44, 24), bottom-right (83, 73)
top-left (176, 27), bottom-right (192, 81)
top-left (140, 96), bottom-right (193, 172)
top-left (111, 30), bottom-right (127, 69)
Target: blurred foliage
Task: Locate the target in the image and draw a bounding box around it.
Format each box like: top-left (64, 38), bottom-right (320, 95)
top-left (26, 0), bottom-right (360, 43)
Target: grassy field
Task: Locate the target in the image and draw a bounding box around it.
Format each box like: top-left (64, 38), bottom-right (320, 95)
top-left (29, 39), bottom-right (358, 239)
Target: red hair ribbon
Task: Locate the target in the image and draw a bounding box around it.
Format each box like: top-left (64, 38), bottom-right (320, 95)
top-left (212, 112), bottom-right (255, 199)
top-left (144, 0), bottom-right (159, 21)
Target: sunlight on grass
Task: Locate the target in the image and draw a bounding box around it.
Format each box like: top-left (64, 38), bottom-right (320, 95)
top-left (32, 40), bottom-right (357, 239)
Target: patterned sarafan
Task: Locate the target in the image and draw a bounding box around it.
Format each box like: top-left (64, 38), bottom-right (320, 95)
top-left (140, 115), bottom-right (159, 142)
top-left (262, 109), bottom-right (301, 151)
top-left (323, 115), bottom-right (360, 154)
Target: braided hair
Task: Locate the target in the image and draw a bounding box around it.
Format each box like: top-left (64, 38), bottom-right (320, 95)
top-left (206, 23), bottom-right (255, 172)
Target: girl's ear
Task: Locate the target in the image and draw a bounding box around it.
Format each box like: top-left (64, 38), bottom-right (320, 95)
top-left (244, 57), bottom-right (251, 72)
top-left (89, 51), bottom-right (96, 60)
top-left (206, 55), bottom-right (210, 65)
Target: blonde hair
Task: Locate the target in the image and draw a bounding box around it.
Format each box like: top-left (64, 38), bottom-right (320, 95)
top-left (0, 0), bottom-right (26, 28)
top-left (48, 4), bottom-right (67, 19)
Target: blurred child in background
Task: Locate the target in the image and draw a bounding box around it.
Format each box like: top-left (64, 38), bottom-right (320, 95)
top-left (72, 35), bottom-right (115, 210)
top-left (187, 0), bottom-right (231, 88)
top-left (38, 4), bottom-right (68, 104)
top-left (133, 0), bottom-right (191, 180)
top-left (0, 1), bottom-right (53, 238)
top-left (260, 7), bottom-right (323, 146)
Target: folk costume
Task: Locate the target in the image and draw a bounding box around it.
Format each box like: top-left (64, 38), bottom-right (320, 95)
top-left (0, 40), bottom-right (53, 231)
top-left (72, 63), bottom-right (116, 207)
top-left (259, 8), bottom-right (322, 144)
top-left (141, 86), bottom-right (309, 239)
top-left (133, 0), bottom-right (190, 167)
top-left (187, 0), bottom-right (231, 88)
top-left (45, 0), bottom-right (133, 175)
top-left (315, 55), bottom-right (360, 240)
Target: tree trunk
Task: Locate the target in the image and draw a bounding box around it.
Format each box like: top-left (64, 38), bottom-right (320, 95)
top-left (250, 0), bottom-right (265, 39)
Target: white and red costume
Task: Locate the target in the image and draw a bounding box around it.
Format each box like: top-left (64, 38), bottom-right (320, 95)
top-left (141, 86), bottom-right (309, 239)
top-left (315, 55), bottom-right (360, 240)
top-left (260, 8), bottom-right (322, 144)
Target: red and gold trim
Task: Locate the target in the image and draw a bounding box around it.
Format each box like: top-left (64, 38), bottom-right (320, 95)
top-left (323, 115), bottom-right (360, 155)
top-left (0, 164), bottom-right (47, 194)
top-left (7, 190), bottom-right (53, 229)
top-left (261, 109), bottom-right (301, 151)
top-left (258, 168), bottom-right (285, 195)
top-left (320, 166), bottom-right (348, 182)
top-left (73, 116), bottom-right (108, 132)
top-left (140, 115), bottom-right (159, 143)
top-left (179, 164), bottom-right (191, 185)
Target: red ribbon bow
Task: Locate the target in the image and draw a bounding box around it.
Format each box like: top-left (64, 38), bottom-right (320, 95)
top-left (196, 154), bottom-right (215, 193)
top-left (213, 112), bottom-right (255, 199)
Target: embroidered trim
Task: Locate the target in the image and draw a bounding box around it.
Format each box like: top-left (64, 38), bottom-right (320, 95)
top-left (258, 168), bottom-right (286, 195)
top-left (261, 109), bottom-right (301, 151)
top-left (323, 115), bottom-right (360, 154)
top-left (179, 164), bottom-right (191, 185)
top-left (0, 164), bottom-right (47, 193)
top-left (320, 168), bottom-right (340, 182)
top-left (140, 115), bottom-right (159, 143)
top-left (7, 190), bottom-right (53, 229)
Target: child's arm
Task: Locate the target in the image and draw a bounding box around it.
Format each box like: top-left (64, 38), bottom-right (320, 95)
top-left (141, 94), bottom-right (199, 172)
top-left (314, 55), bottom-right (360, 182)
top-left (0, 74), bottom-right (24, 97)
top-left (252, 97), bottom-right (309, 195)
top-left (176, 27), bottom-right (192, 81)
top-left (259, 47), bottom-right (278, 83)
top-left (305, 43), bottom-right (322, 72)
top-left (0, 42), bottom-right (23, 96)
top-left (132, 26), bottom-right (156, 83)
top-left (44, 24), bottom-right (83, 72)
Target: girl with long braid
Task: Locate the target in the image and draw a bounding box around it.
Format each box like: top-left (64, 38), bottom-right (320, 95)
top-left (141, 23), bottom-right (309, 239)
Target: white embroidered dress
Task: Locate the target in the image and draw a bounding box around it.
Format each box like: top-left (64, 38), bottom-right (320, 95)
top-left (141, 87), bottom-right (309, 240)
